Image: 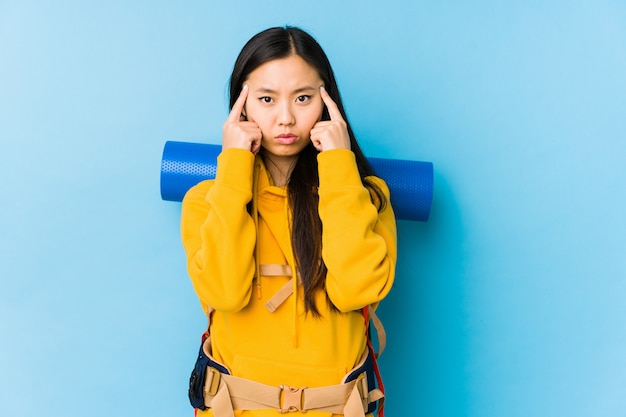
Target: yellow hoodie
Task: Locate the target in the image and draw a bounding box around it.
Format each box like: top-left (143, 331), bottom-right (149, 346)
top-left (181, 148), bottom-right (397, 417)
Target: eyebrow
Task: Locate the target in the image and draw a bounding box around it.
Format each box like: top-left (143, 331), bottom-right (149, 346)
top-left (254, 86), bottom-right (317, 94)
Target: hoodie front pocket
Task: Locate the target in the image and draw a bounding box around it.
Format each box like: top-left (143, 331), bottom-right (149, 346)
top-left (232, 354), bottom-right (347, 388)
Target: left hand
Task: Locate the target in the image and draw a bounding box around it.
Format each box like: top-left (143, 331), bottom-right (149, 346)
top-left (310, 86), bottom-right (351, 152)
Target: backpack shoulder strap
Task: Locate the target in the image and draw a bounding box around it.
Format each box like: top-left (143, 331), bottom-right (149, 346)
top-left (363, 304), bottom-right (387, 417)
top-left (363, 304), bottom-right (386, 358)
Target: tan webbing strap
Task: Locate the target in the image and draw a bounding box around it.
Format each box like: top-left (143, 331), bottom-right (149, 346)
top-left (205, 373), bottom-right (274, 412)
top-left (369, 389), bottom-right (385, 412)
top-left (222, 374), bottom-right (281, 409)
top-left (302, 377), bottom-right (366, 415)
top-left (367, 305), bottom-right (387, 357)
top-left (344, 380), bottom-right (367, 417)
top-left (369, 389), bottom-right (384, 402)
top-left (259, 264), bottom-right (293, 276)
top-left (210, 380), bottom-right (235, 417)
top-left (265, 279), bottom-right (294, 312)
top-left (259, 264), bottom-right (300, 313)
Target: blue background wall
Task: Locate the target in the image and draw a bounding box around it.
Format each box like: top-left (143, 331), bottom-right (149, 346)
top-left (1, 1), bottom-right (625, 416)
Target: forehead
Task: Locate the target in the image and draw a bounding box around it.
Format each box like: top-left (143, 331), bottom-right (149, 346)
top-left (246, 55), bottom-right (322, 90)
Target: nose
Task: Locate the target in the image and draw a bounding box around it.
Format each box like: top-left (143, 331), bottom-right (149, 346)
top-left (277, 102), bottom-right (295, 126)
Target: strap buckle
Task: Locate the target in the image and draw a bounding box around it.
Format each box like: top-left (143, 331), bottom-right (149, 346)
top-left (279, 385), bottom-right (307, 413)
top-left (355, 372), bottom-right (369, 409)
top-left (205, 367), bottom-right (221, 397)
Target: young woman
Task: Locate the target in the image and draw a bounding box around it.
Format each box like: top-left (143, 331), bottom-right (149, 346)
top-left (181, 26), bottom-right (397, 417)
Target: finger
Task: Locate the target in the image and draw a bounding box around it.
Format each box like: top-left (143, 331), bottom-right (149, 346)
top-left (320, 86), bottom-right (343, 121)
top-left (311, 140), bottom-right (323, 152)
top-left (227, 85), bottom-right (249, 123)
top-left (251, 139), bottom-right (261, 154)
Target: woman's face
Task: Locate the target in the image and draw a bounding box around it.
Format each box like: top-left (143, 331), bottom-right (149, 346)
top-left (243, 54), bottom-right (325, 163)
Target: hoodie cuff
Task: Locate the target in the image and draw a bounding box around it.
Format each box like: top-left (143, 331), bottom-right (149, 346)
top-left (215, 148), bottom-right (255, 192)
top-left (317, 149), bottom-right (362, 188)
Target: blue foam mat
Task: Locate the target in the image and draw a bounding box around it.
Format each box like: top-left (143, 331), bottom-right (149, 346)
top-left (160, 141), bottom-right (433, 222)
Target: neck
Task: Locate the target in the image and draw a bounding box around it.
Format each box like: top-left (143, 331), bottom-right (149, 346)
top-left (263, 153), bottom-right (298, 187)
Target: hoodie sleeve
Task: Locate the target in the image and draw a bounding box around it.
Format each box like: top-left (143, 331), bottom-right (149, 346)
top-left (317, 149), bottom-right (397, 312)
top-left (180, 148), bottom-right (257, 313)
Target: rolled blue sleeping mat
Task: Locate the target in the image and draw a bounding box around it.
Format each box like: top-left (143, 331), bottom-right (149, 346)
top-left (160, 141), bottom-right (433, 222)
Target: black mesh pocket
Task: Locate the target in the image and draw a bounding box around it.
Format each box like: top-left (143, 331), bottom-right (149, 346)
top-left (188, 340), bottom-right (210, 410)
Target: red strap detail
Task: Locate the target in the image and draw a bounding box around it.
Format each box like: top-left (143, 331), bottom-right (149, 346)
top-left (201, 308), bottom-right (213, 343)
top-left (368, 339), bottom-right (386, 417)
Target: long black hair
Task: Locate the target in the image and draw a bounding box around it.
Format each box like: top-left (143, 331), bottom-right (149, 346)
top-left (229, 26), bottom-right (387, 315)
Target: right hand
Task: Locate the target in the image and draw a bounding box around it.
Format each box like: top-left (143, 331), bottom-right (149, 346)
top-left (222, 85), bottom-right (262, 154)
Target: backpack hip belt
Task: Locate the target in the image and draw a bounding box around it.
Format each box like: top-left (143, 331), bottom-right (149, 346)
top-left (196, 335), bottom-right (383, 417)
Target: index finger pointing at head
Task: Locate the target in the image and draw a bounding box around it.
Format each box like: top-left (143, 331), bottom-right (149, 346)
top-left (227, 84), bottom-right (249, 123)
top-left (320, 86), bottom-right (343, 121)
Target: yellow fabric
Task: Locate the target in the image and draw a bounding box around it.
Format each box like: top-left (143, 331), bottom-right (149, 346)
top-left (181, 148), bottom-right (397, 417)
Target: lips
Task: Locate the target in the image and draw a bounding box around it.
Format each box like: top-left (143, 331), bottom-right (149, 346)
top-left (275, 134), bottom-right (297, 145)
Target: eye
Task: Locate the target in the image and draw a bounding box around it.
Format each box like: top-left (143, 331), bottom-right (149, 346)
top-left (296, 95), bottom-right (312, 103)
top-left (259, 96), bottom-right (273, 104)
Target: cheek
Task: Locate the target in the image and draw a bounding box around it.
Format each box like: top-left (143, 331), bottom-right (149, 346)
top-left (305, 102), bottom-right (325, 126)
top-left (245, 102), bottom-right (268, 124)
